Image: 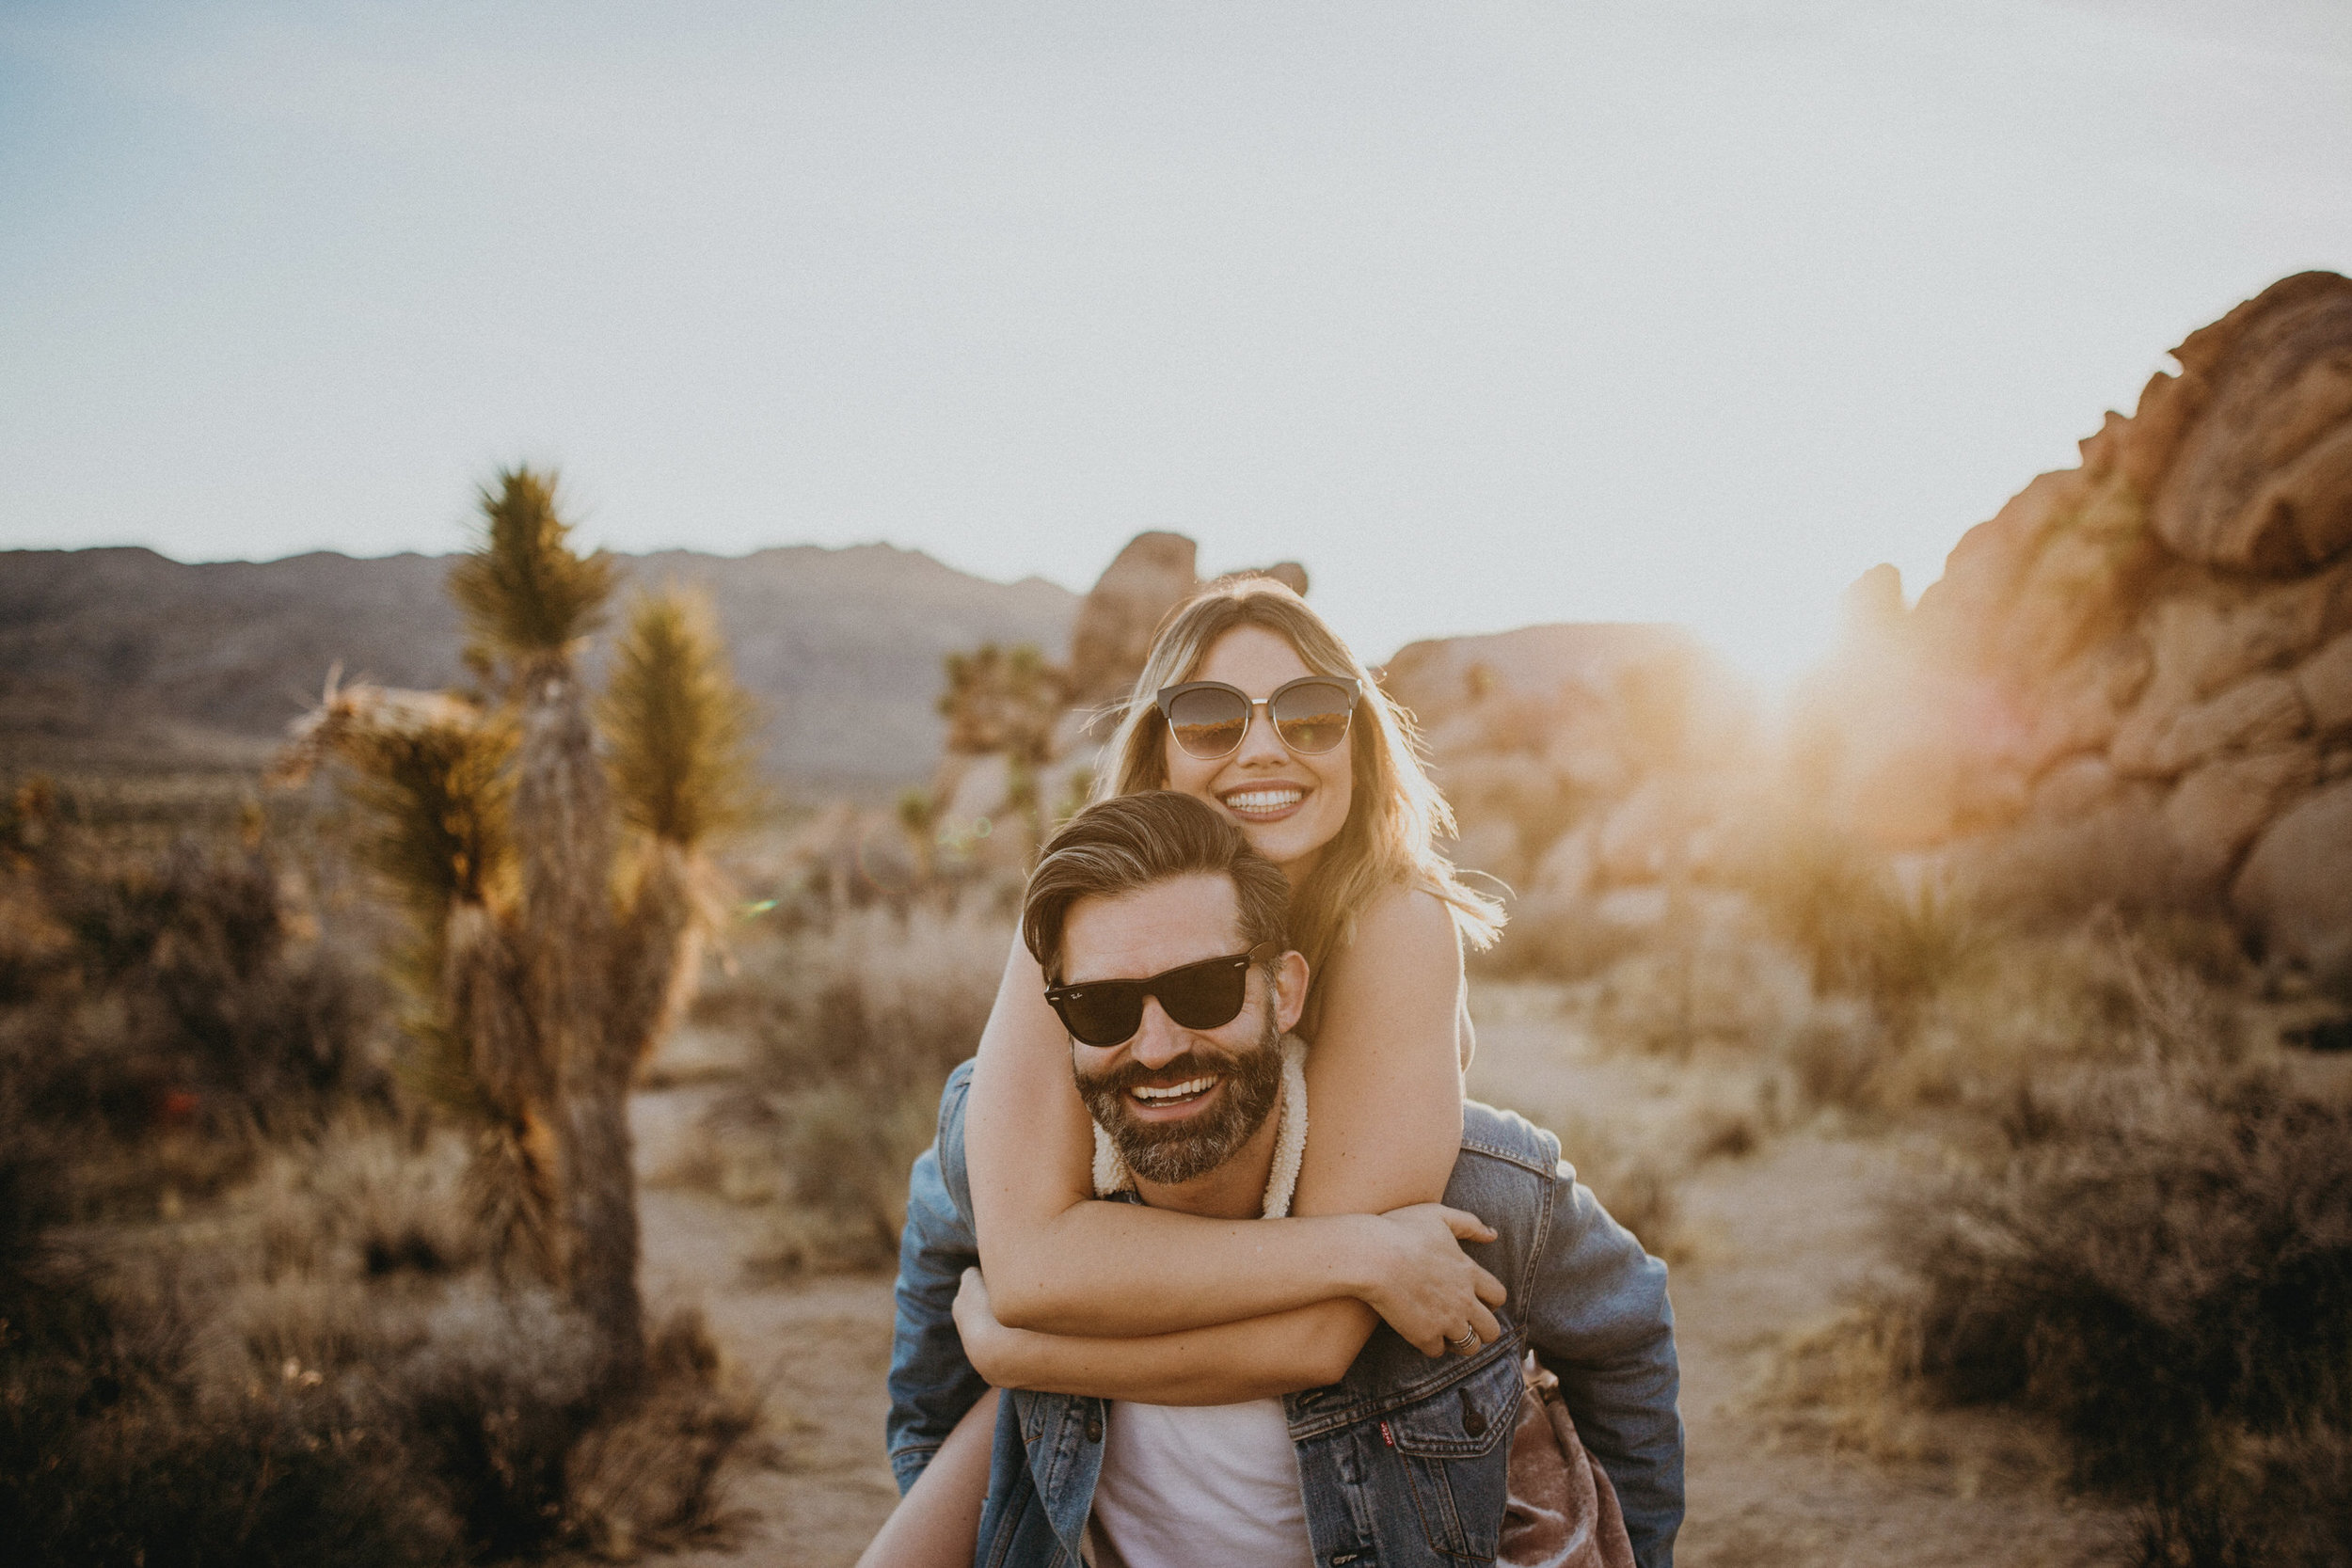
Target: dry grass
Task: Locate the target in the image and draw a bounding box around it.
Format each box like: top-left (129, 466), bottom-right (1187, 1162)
top-left (667, 894), bottom-right (1012, 1274)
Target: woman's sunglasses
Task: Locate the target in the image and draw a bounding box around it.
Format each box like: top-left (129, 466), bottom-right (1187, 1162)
top-left (1153, 675), bottom-right (1361, 762)
top-left (1043, 944), bottom-right (1275, 1047)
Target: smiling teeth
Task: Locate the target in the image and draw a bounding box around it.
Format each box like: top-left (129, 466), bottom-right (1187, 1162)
top-left (1223, 789), bottom-right (1303, 813)
top-left (1133, 1076), bottom-right (1216, 1101)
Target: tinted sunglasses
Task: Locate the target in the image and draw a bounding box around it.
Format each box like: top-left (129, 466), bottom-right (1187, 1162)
top-left (1153, 675), bottom-right (1362, 762)
top-left (1043, 944), bottom-right (1276, 1047)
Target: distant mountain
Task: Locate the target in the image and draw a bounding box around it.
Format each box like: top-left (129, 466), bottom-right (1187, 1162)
top-left (0, 544), bottom-right (1076, 787)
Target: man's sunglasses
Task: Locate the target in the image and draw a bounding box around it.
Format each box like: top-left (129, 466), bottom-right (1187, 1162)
top-left (1043, 944), bottom-right (1276, 1047)
top-left (1153, 675), bottom-right (1361, 762)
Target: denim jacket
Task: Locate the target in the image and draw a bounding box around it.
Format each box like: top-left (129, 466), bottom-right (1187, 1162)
top-left (888, 1061), bottom-right (1684, 1568)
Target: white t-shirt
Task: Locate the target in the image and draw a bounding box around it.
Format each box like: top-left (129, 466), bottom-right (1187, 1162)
top-left (1089, 1396), bottom-right (1317, 1568)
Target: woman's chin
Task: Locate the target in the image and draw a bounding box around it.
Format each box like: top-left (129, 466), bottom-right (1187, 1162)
top-left (1239, 816), bottom-right (1333, 878)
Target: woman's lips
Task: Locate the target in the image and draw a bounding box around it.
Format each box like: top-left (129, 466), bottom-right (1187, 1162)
top-left (1218, 784), bottom-right (1307, 823)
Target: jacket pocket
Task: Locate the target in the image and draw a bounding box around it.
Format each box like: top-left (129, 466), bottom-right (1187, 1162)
top-left (1390, 1348), bottom-right (1519, 1560)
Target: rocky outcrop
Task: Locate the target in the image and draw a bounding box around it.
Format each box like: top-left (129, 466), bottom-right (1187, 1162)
top-left (1381, 625), bottom-right (1754, 905)
top-left (1065, 533), bottom-right (1201, 706)
top-left (1807, 272), bottom-right (2352, 974)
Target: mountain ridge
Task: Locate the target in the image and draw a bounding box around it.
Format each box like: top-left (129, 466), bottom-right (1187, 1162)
top-left (0, 541), bottom-right (1078, 787)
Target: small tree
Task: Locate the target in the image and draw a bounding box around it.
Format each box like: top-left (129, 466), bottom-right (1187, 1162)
top-left (937, 641), bottom-right (1067, 861)
top-left (281, 467), bottom-right (757, 1396)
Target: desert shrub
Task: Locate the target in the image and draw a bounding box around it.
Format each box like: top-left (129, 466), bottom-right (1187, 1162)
top-left (1882, 1062), bottom-right (2352, 1564)
top-left (0, 802), bottom-right (386, 1208)
top-left (1578, 902), bottom-right (1815, 1060)
top-left (0, 1110), bottom-right (760, 1565)
top-left (0, 1128), bottom-right (460, 1566)
top-left (1734, 821), bottom-right (1986, 1025)
top-left (1864, 912), bottom-right (2249, 1120)
top-left (682, 895), bottom-right (1009, 1272)
top-left (561, 1308), bottom-right (764, 1558)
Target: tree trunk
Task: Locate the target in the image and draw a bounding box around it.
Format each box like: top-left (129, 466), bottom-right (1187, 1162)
top-left (510, 651), bottom-right (644, 1394)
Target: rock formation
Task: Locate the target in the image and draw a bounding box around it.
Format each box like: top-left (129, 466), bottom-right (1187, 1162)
top-left (1804, 272), bottom-right (2352, 980)
top-left (1381, 624), bottom-right (1756, 909)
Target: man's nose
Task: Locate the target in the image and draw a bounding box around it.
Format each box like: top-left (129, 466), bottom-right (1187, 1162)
top-left (1128, 997), bottom-right (1187, 1069)
top-left (1232, 700), bottom-right (1287, 766)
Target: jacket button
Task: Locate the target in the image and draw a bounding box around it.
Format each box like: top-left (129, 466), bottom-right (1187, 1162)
top-left (1460, 1387), bottom-right (1487, 1437)
top-left (1085, 1413), bottom-right (1103, 1442)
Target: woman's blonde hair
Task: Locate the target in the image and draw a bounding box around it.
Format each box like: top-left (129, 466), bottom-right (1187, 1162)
top-left (1090, 578), bottom-right (1502, 999)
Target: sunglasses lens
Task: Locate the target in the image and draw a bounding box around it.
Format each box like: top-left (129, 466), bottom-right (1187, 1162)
top-left (1055, 985), bottom-right (1144, 1047)
top-left (1271, 682), bottom-right (1354, 753)
top-left (1154, 956), bottom-right (1251, 1032)
top-left (1166, 687), bottom-right (1249, 758)
top-left (1048, 955), bottom-right (1255, 1045)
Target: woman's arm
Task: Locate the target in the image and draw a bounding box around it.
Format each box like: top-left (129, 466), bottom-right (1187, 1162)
top-left (965, 887), bottom-right (1472, 1345)
top-left (957, 1233), bottom-right (1504, 1405)
top-left (1289, 887), bottom-right (1468, 1217)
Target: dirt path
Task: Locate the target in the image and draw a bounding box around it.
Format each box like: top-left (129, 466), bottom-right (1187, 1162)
top-left (633, 1086), bottom-right (903, 1568)
top-left (1469, 986), bottom-right (2134, 1568)
top-left (630, 987), bottom-right (2135, 1566)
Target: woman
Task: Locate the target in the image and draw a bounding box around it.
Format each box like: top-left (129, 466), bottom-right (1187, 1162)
top-left (862, 576), bottom-right (1507, 1566)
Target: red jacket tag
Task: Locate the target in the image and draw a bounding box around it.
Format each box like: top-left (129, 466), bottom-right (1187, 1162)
top-left (1380, 1420), bottom-right (1394, 1448)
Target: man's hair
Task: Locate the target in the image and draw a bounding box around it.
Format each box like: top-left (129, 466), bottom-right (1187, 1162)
top-left (1023, 791), bottom-right (1291, 981)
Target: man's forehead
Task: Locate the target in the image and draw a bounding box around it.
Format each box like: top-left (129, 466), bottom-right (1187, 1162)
top-left (1060, 873), bottom-right (1246, 983)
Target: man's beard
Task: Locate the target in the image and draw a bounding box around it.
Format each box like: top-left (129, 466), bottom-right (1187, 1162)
top-left (1075, 1002), bottom-right (1284, 1188)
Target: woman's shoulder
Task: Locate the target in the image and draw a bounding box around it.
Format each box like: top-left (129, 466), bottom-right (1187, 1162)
top-left (1326, 880), bottom-right (1461, 973)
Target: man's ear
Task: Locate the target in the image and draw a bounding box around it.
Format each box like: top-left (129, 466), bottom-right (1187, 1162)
top-left (1272, 948), bottom-right (1310, 1035)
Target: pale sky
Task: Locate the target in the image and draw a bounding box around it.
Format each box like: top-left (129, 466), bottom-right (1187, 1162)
top-left (4, 1), bottom-right (2348, 685)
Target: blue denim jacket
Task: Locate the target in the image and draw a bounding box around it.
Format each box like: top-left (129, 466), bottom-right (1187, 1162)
top-left (888, 1061), bottom-right (1684, 1568)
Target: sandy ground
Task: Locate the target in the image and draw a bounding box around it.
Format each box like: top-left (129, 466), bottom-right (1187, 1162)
top-left (628, 987), bottom-right (2136, 1568)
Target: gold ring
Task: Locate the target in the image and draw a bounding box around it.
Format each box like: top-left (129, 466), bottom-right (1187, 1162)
top-left (1446, 1327), bottom-right (1480, 1355)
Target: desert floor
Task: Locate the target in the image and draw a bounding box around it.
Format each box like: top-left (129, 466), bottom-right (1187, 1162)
top-left (631, 981), bottom-right (2135, 1568)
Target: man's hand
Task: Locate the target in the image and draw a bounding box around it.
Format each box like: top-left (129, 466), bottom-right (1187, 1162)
top-left (1358, 1204), bottom-right (1508, 1358)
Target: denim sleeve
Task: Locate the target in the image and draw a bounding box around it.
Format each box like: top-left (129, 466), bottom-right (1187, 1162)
top-left (1525, 1164), bottom-right (1685, 1568)
top-left (883, 1060), bottom-right (987, 1495)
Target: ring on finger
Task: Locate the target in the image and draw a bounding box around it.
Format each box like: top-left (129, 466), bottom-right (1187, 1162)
top-left (1446, 1326), bottom-right (1480, 1355)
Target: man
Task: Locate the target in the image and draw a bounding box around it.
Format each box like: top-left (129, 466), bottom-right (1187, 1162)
top-left (888, 791), bottom-right (1683, 1567)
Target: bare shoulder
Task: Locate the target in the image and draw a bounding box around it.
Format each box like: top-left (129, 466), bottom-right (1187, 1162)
top-left (1320, 883), bottom-right (1462, 989)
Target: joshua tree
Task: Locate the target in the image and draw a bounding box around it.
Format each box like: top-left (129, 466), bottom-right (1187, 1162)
top-left (280, 467), bottom-right (756, 1396)
top-left (937, 641), bottom-right (1067, 860)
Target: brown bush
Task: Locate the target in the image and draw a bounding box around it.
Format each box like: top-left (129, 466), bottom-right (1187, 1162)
top-left (675, 895), bottom-right (1010, 1272)
top-left (1867, 1055), bottom-right (2352, 1564)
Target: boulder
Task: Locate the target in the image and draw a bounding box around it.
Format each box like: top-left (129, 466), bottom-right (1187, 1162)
top-left (1066, 532), bottom-right (1199, 705)
top-left (2030, 752), bottom-right (2117, 821)
top-left (1912, 468), bottom-right (2090, 670)
top-left (1595, 780), bottom-right (1688, 883)
top-left (2115, 673), bottom-right (2310, 779)
top-left (2233, 778), bottom-right (2352, 984)
top-left (2298, 630), bottom-right (2352, 734)
top-left (2152, 271), bottom-right (2352, 573)
top-left (2014, 634), bottom-right (2149, 777)
top-left (2163, 745), bottom-right (2321, 889)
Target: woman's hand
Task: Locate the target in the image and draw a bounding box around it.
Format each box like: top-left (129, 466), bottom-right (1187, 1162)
top-left (1358, 1204), bottom-right (1508, 1358)
top-left (953, 1267), bottom-right (1024, 1387)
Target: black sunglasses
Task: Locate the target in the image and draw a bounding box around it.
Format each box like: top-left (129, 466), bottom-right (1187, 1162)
top-left (1043, 944), bottom-right (1276, 1047)
top-left (1153, 675), bottom-right (1361, 761)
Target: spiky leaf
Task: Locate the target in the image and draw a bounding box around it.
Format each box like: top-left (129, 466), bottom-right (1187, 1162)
top-left (449, 467), bottom-right (615, 657)
top-left (600, 588), bottom-right (761, 847)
